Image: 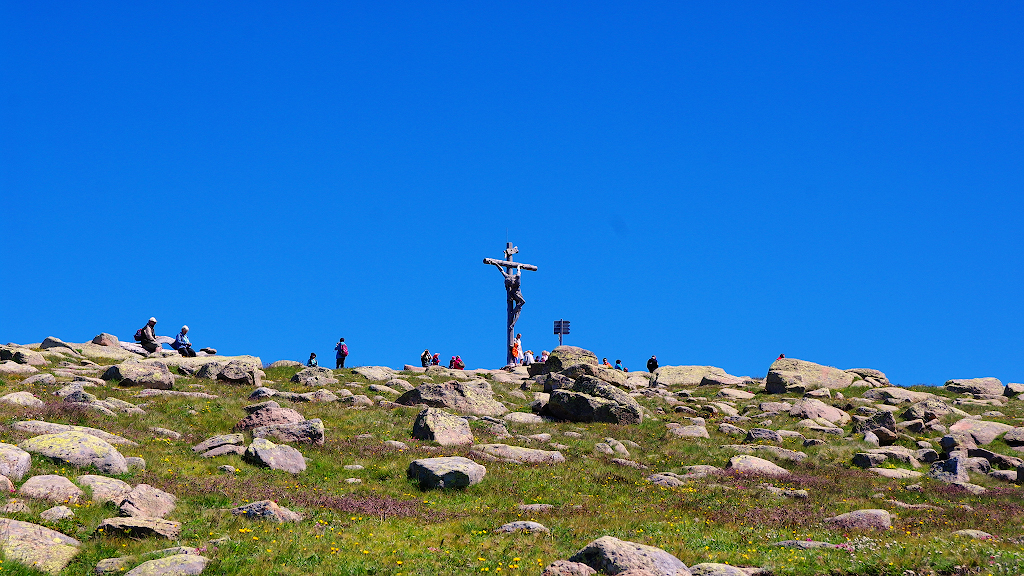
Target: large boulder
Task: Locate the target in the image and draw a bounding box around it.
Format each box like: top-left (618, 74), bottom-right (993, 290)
top-left (568, 535), bottom-right (687, 576)
top-left (0, 346), bottom-right (46, 366)
top-left (19, 475), bottom-right (84, 503)
top-left (92, 333), bottom-right (120, 347)
top-left (544, 376), bottom-right (643, 425)
top-left (76, 475), bottom-right (132, 504)
top-left (949, 418), bottom-right (1014, 445)
top-left (845, 368), bottom-right (890, 386)
top-left (408, 456), bottom-right (486, 489)
top-left (243, 438), bottom-right (306, 473)
top-left (252, 419), bottom-right (325, 446)
top-left (544, 346), bottom-right (598, 373)
top-left (39, 336), bottom-right (77, 352)
top-left (217, 358), bottom-right (262, 387)
top-left (396, 380), bottom-right (507, 416)
top-left (788, 398), bottom-right (850, 425)
top-left (102, 361), bottom-right (174, 390)
top-left (20, 431), bottom-right (128, 474)
top-left (0, 518), bottom-right (81, 574)
top-left (0, 442), bottom-right (32, 481)
top-left (652, 366), bottom-right (727, 387)
top-left (469, 444), bottom-right (566, 465)
top-left (119, 484), bottom-right (176, 518)
top-left (0, 391), bottom-right (44, 408)
top-left (124, 554), bottom-right (209, 576)
top-left (353, 366), bottom-right (395, 381)
top-left (560, 363), bottom-right (627, 387)
top-left (412, 408), bottom-right (474, 446)
top-left (902, 398), bottom-right (965, 422)
top-left (0, 361), bottom-right (39, 375)
top-left (945, 378), bottom-right (1004, 396)
top-left (290, 367), bottom-right (339, 387)
top-left (929, 456), bottom-right (970, 484)
top-left (234, 406), bottom-right (305, 431)
top-left (766, 358), bottom-right (854, 393)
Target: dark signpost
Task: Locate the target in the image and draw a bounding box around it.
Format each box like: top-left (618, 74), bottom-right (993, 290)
top-left (483, 242), bottom-right (538, 365)
top-left (553, 319), bottom-right (570, 346)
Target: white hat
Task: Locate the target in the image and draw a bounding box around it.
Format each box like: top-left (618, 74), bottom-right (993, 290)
top-left (149, 317), bottom-right (157, 323)
top-left (181, 325), bottom-right (189, 332)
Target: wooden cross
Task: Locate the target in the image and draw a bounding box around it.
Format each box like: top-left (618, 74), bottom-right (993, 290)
top-left (483, 242), bottom-right (538, 365)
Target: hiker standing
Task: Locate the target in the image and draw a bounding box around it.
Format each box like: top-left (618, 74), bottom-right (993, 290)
top-left (335, 338), bottom-right (348, 369)
top-left (647, 355), bottom-right (659, 373)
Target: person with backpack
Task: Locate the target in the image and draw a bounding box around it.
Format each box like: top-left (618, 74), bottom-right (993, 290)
top-left (453, 355), bottom-right (465, 370)
top-left (420, 349), bottom-right (432, 368)
top-left (135, 317), bottom-right (160, 354)
top-left (647, 355), bottom-right (659, 373)
top-left (431, 353), bottom-right (440, 366)
top-left (334, 337), bottom-right (349, 368)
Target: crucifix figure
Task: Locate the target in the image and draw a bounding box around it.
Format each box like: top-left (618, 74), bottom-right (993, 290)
top-left (482, 242), bottom-right (538, 365)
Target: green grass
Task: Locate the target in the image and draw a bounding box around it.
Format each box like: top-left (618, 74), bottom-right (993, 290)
top-left (1, 360), bottom-right (1024, 576)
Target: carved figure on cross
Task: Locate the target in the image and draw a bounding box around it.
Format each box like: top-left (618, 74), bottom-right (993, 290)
top-left (482, 242), bottom-right (538, 365)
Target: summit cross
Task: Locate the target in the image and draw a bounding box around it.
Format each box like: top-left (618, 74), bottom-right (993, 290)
top-left (482, 242), bottom-right (538, 365)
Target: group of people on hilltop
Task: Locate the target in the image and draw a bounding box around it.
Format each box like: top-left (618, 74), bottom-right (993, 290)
top-left (134, 317), bottom-right (215, 357)
top-left (509, 333), bottom-right (548, 367)
top-left (420, 349), bottom-right (465, 370)
top-left (308, 337), bottom-right (349, 368)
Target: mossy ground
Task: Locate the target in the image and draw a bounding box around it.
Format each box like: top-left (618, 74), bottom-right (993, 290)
top-left (1, 362), bottom-right (1024, 576)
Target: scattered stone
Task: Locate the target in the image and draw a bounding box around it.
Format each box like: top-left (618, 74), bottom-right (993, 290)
top-left (760, 484), bottom-right (808, 498)
top-left (119, 484), bottom-right (176, 518)
top-left (469, 444), bottom-right (565, 464)
top-left (0, 360), bottom-right (39, 375)
top-left (253, 419), bottom-right (326, 446)
top-left (668, 424), bottom-right (710, 439)
top-left (0, 442), bottom-right (32, 481)
top-left (745, 428), bottom-right (783, 443)
top-left (76, 475), bottom-right (132, 504)
top-left (290, 367), bottom-right (339, 387)
top-left (408, 456), bottom-right (486, 489)
top-left (869, 468), bottom-right (923, 479)
top-left (722, 444), bottom-right (806, 462)
top-left (1, 391), bottom-right (45, 408)
top-left (652, 365), bottom-right (727, 387)
top-left (689, 563), bottom-right (748, 576)
top-left (102, 361), bottom-right (174, 389)
top-left (216, 358), bottom-right (263, 387)
top-left (568, 535), bottom-right (687, 576)
top-left (98, 517), bottom-right (181, 539)
top-left (244, 439), bottom-right (306, 473)
top-left (234, 406), bottom-right (304, 431)
top-left (412, 408), bottom-right (474, 446)
top-left (945, 377), bottom-right (1004, 396)
top-left (0, 518), bottom-right (81, 574)
top-left (124, 554), bottom-right (209, 576)
top-left (396, 380), bottom-right (508, 416)
top-left (789, 398), bottom-right (850, 425)
top-left (229, 500), bottom-right (303, 522)
top-left (20, 432), bottom-right (128, 474)
top-left (948, 418), bottom-right (1014, 445)
top-left (771, 540), bottom-right (836, 550)
top-left (541, 561), bottom-right (597, 576)
top-left (824, 509), bottom-right (892, 531)
top-left (495, 521), bottom-right (550, 534)
top-left (767, 358), bottom-right (854, 393)
top-left (39, 505), bottom-right (74, 521)
top-left (23, 373), bottom-right (57, 386)
top-left (953, 529), bottom-right (994, 540)
top-left (726, 455), bottom-right (788, 477)
top-left (384, 440), bottom-right (409, 450)
top-left (19, 475), bottom-right (84, 503)
top-left (126, 457), bottom-right (146, 471)
top-left (13, 420), bottom-right (136, 446)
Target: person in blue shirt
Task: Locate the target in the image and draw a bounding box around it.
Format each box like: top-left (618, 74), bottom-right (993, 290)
top-left (171, 326), bottom-right (196, 357)
top-left (614, 359), bottom-right (623, 371)
top-left (307, 353), bottom-right (318, 367)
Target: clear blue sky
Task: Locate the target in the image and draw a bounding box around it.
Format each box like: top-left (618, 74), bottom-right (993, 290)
top-left (2, 2), bottom-right (1022, 385)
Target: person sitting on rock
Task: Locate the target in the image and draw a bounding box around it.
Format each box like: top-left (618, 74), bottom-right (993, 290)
top-left (307, 353), bottom-right (318, 367)
top-left (453, 355), bottom-right (465, 370)
top-left (137, 317), bottom-right (160, 354)
top-left (523, 350), bottom-right (535, 366)
top-left (431, 353), bottom-right (440, 366)
top-left (172, 325), bottom-right (196, 357)
top-left (647, 355), bottom-right (659, 373)
top-left (539, 350), bottom-right (549, 363)
top-left (421, 349), bottom-right (432, 368)
top-left (602, 357), bottom-right (613, 368)
top-left (613, 359), bottom-right (623, 371)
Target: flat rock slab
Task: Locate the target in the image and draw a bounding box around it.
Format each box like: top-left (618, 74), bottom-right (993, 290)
top-left (668, 424), bottom-right (710, 439)
top-left (353, 366), bottom-right (395, 381)
top-left (949, 418), bottom-right (1014, 445)
top-left (192, 434), bottom-right (245, 454)
top-left (722, 444), bottom-right (806, 462)
top-left (408, 456), bottom-right (486, 489)
top-left (95, 548), bottom-right (201, 575)
top-left (869, 468), bottom-right (923, 479)
top-left (504, 412), bottom-right (547, 424)
top-left (0, 442), bottom-right (32, 481)
top-left (243, 438), bottom-right (306, 473)
top-left (0, 360), bottom-right (39, 375)
top-left (469, 444), bottom-right (566, 464)
top-left (77, 475), bottom-right (132, 504)
top-left (19, 474), bottom-right (84, 503)
top-left (20, 431), bottom-right (128, 474)
top-left (253, 419), bottom-right (326, 446)
top-left (945, 378), bottom-right (1004, 396)
top-left (825, 509), bottom-right (891, 531)
top-left (13, 420), bottom-right (137, 446)
top-left (102, 361), bottom-right (175, 389)
top-left (771, 540), bottom-right (837, 550)
top-left (290, 367), bottom-right (339, 387)
top-left (396, 380), bottom-right (508, 416)
top-left (726, 455), bottom-right (789, 477)
top-left (495, 521), bottom-right (550, 534)
top-left (0, 518), bottom-right (81, 574)
top-left (229, 500), bottom-right (303, 523)
top-left (234, 407), bottom-right (305, 431)
top-left (1, 391), bottom-right (45, 408)
top-left (98, 517), bottom-right (182, 539)
top-left (124, 554), bottom-right (210, 576)
top-left (569, 535), bottom-right (687, 576)
top-left (689, 563), bottom-right (749, 576)
top-left (40, 505), bottom-right (75, 521)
